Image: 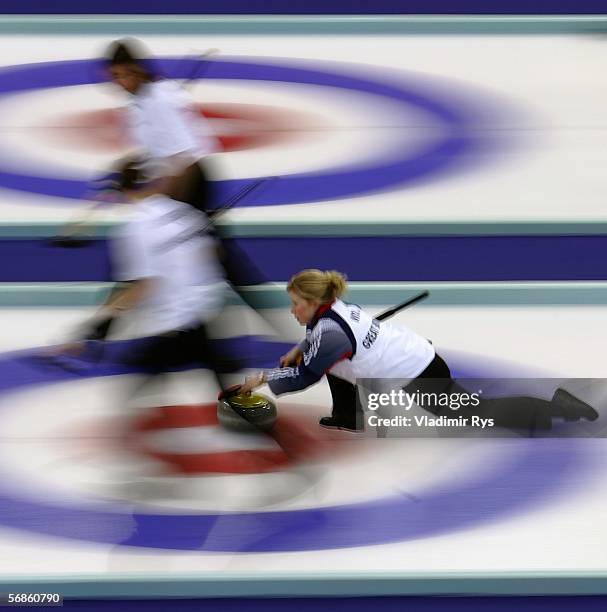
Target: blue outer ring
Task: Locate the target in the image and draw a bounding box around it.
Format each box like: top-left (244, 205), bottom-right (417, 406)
top-left (0, 340), bottom-right (589, 552)
top-left (0, 57), bottom-right (484, 206)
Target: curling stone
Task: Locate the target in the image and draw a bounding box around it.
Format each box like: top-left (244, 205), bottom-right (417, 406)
top-left (217, 391), bottom-right (277, 432)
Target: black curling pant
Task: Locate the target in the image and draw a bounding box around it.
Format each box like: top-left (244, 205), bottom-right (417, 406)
top-left (125, 323), bottom-right (243, 395)
top-left (328, 353), bottom-right (571, 432)
top-left (180, 161), bottom-right (269, 291)
top-left (405, 353), bottom-right (554, 430)
top-left (326, 373), bottom-right (365, 429)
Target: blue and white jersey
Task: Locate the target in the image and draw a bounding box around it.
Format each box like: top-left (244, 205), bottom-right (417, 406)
top-left (266, 299), bottom-right (435, 395)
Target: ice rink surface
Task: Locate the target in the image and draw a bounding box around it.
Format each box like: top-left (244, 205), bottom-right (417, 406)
top-left (0, 28), bottom-right (606, 594)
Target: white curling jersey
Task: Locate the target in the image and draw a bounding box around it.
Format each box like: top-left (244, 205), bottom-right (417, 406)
top-left (325, 299), bottom-right (435, 384)
top-left (112, 194), bottom-right (226, 335)
top-left (127, 79), bottom-right (218, 175)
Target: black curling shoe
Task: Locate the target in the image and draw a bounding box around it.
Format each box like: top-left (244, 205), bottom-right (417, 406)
top-left (551, 388), bottom-right (599, 422)
top-left (319, 416), bottom-right (363, 433)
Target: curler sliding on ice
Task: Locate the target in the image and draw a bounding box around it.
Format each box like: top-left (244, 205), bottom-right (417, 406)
top-left (239, 270), bottom-right (598, 434)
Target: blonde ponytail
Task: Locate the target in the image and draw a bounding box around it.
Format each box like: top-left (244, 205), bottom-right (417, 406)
top-left (287, 269), bottom-right (348, 303)
top-left (324, 270), bottom-right (347, 301)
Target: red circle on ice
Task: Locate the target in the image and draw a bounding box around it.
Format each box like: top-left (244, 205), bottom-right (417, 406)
top-left (126, 403), bottom-right (338, 475)
top-left (38, 103), bottom-right (319, 153)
